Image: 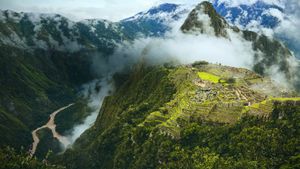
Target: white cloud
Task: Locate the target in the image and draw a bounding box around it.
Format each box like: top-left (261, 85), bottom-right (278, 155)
top-left (67, 78), bottom-right (113, 145)
top-left (0, 0), bottom-right (155, 21)
top-left (0, 0), bottom-right (200, 21)
top-left (107, 27), bottom-right (255, 72)
top-left (217, 0), bottom-right (284, 7)
top-left (0, 0), bottom-right (292, 21)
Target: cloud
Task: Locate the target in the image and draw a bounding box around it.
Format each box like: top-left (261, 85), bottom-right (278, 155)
top-left (0, 0), bottom-right (157, 21)
top-left (0, 0), bottom-right (199, 21)
top-left (106, 26), bottom-right (256, 72)
top-left (255, 0), bottom-right (300, 58)
top-left (216, 0), bottom-right (285, 7)
top-left (101, 8), bottom-right (299, 90)
top-left (66, 78), bottom-right (113, 145)
top-left (67, 16), bottom-right (256, 146)
top-left (0, 0), bottom-right (294, 22)
top-left (210, 0), bottom-right (300, 59)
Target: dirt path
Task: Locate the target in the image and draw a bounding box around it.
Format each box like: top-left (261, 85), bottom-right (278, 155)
top-left (30, 103), bottom-right (74, 156)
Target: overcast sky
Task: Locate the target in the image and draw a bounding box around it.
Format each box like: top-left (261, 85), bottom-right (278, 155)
top-left (0, 0), bottom-right (198, 21)
top-left (0, 0), bottom-right (289, 21)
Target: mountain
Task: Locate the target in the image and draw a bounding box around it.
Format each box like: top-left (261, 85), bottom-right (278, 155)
top-left (58, 62), bottom-right (300, 169)
top-left (0, 10), bottom-right (124, 149)
top-left (119, 1), bottom-right (299, 86)
top-left (181, 2), bottom-right (298, 88)
top-left (0, 1), bottom-right (299, 168)
top-left (119, 1), bottom-right (300, 59)
top-left (0, 2), bottom-right (295, 56)
top-left (118, 0), bottom-right (285, 36)
top-left (212, 0), bottom-right (300, 59)
top-left (0, 146), bottom-right (64, 169)
top-left (120, 3), bottom-right (189, 37)
top-left (181, 1), bottom-right (229, 37)
top-left (212, 0), bottom-right (283, 29)
top-left (0, 10), bottom-right (127, 53)
top-left (55, 2), bottom-right (300, 169)
top-left (0, 5), bottom-right (187, 51)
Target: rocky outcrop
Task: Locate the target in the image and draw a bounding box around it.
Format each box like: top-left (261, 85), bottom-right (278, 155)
top-left (181, 1), bottom-right (228, 37)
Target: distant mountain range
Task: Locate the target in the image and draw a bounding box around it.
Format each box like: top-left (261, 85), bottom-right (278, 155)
top-left (119, 0), bottom-right (299, 59)
top-left (1, 0), bottom-right (298, 57)
top-left (119, 0), bottom-right (284, 32)
top-left (0, 10), bottom-right (126, 53)
top-left (213, 0), bottom-right (283, 29)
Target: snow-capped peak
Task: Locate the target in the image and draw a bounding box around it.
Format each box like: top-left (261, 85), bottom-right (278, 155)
top-left (122, 3), bottom-right (191, 22)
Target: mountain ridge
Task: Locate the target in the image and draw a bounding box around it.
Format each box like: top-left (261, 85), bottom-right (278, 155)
top-left (53, 2), bottom-right (300, 168)
top-left (0, 1), bottom-right (299, 168)
top-left (58, 61), bottom-right (300, 169)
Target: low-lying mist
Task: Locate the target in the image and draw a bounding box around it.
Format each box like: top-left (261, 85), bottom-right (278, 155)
top-left (110, 30), bottom-right (254, 68)
top-left (66, 78), bottom-right (113, 146)
top-left (103, 12), bottom-right (299, 89)
top-left (104, 27), bottom-right (298, 89)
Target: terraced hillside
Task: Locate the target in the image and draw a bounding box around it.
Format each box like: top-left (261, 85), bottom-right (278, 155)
top-left (58, 62), bottom-right (300, 169)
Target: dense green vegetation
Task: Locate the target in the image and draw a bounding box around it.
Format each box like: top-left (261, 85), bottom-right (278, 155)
top-left (0, 45), bottom-right (84, 149)
top-left (35, 129), bottom-right (62, 159)
top-left (56, 64), bottom-right (300, 169)
top-left (55, 100), bottom-right (91, 135)
top-left (0, 147), bottom-right (65, 169)
top-left (174, 103), bottom-right (300, 169)
top-left (58, 65), bottom-right (176, 169)
top-left (0, 2), bottom-right (299, 168)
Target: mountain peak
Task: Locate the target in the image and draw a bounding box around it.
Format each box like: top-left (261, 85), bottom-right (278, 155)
top-left (147, 3), bottom-right (179, 14)
top-left (122, 3), bottom-right (182, 22)
top-left (181, 1), bottom-right (228, 37)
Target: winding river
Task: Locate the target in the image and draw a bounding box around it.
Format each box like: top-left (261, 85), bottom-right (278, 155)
top-left (30, 103), bottom-right (74, 156)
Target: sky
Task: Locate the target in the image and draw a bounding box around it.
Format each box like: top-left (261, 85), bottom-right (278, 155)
top-left (0, 0), bottom-right (196, 21)
top-left (0, 0), bottom-right (283, 21)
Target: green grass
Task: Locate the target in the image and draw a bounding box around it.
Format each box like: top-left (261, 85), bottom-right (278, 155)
top-left (271, 97), bottom-right (300, 101)
top-left (198, 72), bottom-right (220, 83)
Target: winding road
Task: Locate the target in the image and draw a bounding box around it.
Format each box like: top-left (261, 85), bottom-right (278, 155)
top-left (30, 103), bottom-right (74, 156)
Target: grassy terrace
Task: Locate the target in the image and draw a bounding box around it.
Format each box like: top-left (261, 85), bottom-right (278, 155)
top-left (271, 97), bottom-right (300, 101)
top-left (198, 72), bottom-right (220, 83)
top-left (138, 66), bottom-right (300, 139)
top-left (243, 97), bottom-right (300, 116)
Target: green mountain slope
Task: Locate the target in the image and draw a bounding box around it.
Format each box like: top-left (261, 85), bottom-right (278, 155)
top-left (0, 146), bottom-right (64, 169)
top-left (0, 10), bottom-right (127, 154)
top-left (0, 44), bottom-right (91, 148)
top-left (58, 62), bottom-right (300, 169)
